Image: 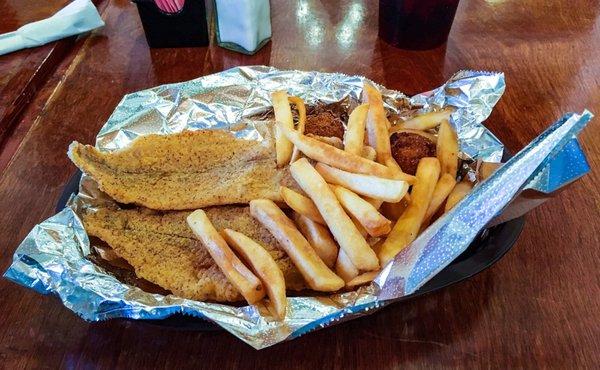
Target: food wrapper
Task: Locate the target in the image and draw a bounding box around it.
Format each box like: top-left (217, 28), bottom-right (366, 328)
top-left (4, 66), bottom-right (592, 349)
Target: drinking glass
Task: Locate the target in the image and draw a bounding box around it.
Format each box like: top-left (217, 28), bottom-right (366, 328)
top-left (379, 0), bottom-right (461, 50)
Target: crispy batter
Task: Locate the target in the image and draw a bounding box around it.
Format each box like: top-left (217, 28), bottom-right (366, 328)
top-left (69, 130), bottom-right (295, 210)
top-left (304, 111), bottom-right (345, 139)
top-left (390, 132), bottom-right (436, 175)
top-left (82, 205), bottom-right (305, 302)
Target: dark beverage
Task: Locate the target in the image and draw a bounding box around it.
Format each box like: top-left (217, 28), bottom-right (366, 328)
top-left (134, 0), bottom-right (209, 48)
top-left (379, 0), bottom-right (460, 50)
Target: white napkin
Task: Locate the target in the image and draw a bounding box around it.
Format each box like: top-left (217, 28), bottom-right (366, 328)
top-left (0, 0), bottom-right (104, 56)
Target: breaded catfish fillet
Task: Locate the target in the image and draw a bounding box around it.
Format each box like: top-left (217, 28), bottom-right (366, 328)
top-left (69, 130), bottom-right (289, 210)
top-left (82, 205), bottom-right (305, 302)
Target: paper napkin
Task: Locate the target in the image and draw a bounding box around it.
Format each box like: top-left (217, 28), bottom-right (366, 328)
top-left (0, 0), bottom-right (104, 56)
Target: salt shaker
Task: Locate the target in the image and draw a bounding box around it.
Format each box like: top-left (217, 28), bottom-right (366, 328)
top-left (213, 0), bottom-right (272, 55)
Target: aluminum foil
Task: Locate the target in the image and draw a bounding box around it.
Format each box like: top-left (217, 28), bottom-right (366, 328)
top-left (4, 66), bottom-right (593, 349)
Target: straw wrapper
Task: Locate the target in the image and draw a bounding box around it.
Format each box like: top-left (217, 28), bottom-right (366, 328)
top-left (3, 66), bottom-right (592, 349)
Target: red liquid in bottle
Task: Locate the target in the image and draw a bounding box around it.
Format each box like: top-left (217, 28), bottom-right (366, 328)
top-left (379, 0), bottom-right (460, 50)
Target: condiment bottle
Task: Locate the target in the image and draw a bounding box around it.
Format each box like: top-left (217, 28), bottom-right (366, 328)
top-left (213, 0), bottom-right (271, 54)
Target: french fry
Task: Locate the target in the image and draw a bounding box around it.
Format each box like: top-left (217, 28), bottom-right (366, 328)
top-left (330, 185), bottom-right (392, 237)
top-left (293, 213), bottom-right (338, 268)
top-left (187, 210), bottom-right (265, 304)
top-left (277, 121), bottom-right (403, 180)
top-left (363, 196), bottom-right (383, 209)
top-left (346, 270), bottom-right (380, 289)
top-left (386, 156), bottom-right (402, 170)
top-left (422, 173), bottom-right (457, 226)
top-left (385, 156), bottom-right (408, 180)
top-left (290, 158), bottom-right (380, 271)
top-left (361, 145), bottom-right (377, 161)
top-left (362, 85), bottom-right (411, 178)
top-left (378, 158), bottom-right (441, 265)
top-left (249, 199), bottom-right (344, 291)
top-left (289, 147), bottom-right (303, 163)
top-left (335, 249), bottom-right (359, 282)
top-left (288, 96), bottom-right (306, 133)
top-left (388, 127), bottom-right (438, 143)
top-left (363, 82), bottom-right (394, 164)
top-left (351, 213), bottom-right (369, 238)
top-left (363, 83), bottom-right (416, 187)
top-left (288, 96), bottom-right (307, 164)
top-left (221, 229), bottom-right (287, 319)
top-left (315, 162), bottom-right (410, 202)
top-left (444, 180), bottom-right (474, 212)
top-left (280, 186), bottom-right (325, 224)
top-left (399, 109), bottom-right (452, 130)
top-left (362, 82), bottom-right (391, 130)
top-left (272, 91), bottom-right (295, 167)
top-left (344, 103), bottom-right (369, 155)
top-left (478, 161), bottom-right (502, 181)
top-left (437, 119), bottom-right (459, 178)
top-left (309, 134), bottom-right (344, 149)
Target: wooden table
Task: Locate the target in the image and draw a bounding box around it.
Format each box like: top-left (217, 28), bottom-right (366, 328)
top-left (0, 0), bottom-right (107, 171)
top-left (0, 0), bottom-right (598, 368)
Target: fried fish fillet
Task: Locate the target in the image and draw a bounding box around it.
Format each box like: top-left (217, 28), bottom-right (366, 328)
top-left (69, 130), bottom-right (292, 210)
top-left (82, 205), bottom-right (305, 302)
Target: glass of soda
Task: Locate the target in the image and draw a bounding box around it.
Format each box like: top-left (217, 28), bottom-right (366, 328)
top-left (379, 0), bottom-right (461, 50)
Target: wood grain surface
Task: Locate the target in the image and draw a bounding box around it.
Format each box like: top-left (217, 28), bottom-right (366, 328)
top-left (0, 0), bottom-right (598, 368)
top-left (0, 0), bottom-right (72, 144)
top-left (0, 0), bottom-right (106, 162)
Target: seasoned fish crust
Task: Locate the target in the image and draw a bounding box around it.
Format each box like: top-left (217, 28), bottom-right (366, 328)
top-left (69, 130), bottom-right (291, 210)
top-left (82, 205), bottom-right (305, 302)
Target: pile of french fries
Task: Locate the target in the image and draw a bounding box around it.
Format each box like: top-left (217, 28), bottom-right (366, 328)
top-left (185, 82), bottom-right (491, 320)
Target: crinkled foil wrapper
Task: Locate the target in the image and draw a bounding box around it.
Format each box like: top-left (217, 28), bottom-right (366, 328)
top-left (4, 66), bottom-right (593, 349)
